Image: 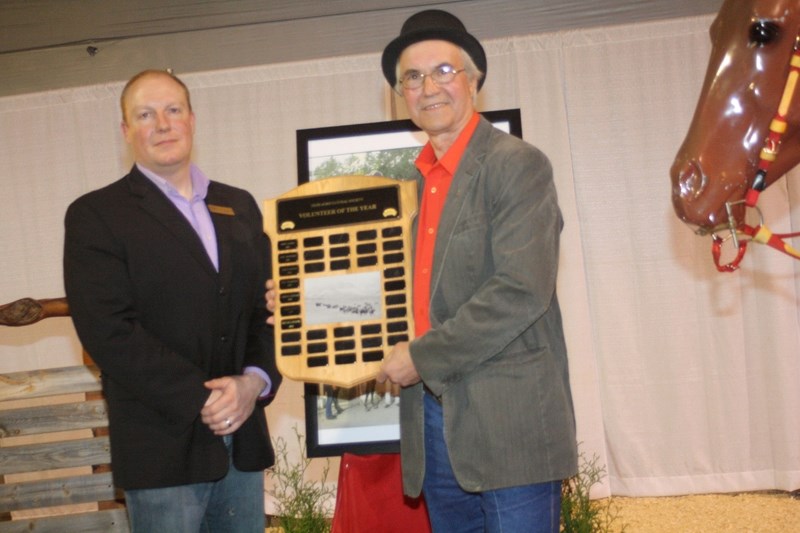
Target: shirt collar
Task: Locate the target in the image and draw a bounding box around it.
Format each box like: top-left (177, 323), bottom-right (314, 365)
top-left (136, 162), bottom-right (210, 201)
top-left (416, 112), bottom-right (481, 176)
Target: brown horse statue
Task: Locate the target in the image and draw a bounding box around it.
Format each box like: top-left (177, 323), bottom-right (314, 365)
top-left (671, 0), bottom-right (800, 268)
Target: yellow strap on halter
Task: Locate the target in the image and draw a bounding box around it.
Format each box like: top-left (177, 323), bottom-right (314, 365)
top-left (770, 118), bottom-right (788, 133)
top-left (752, 225), bottom-right (800, 259)
top-left (782, 243), bottom-right (800, 258)
top-left (759, 148), bottom-right (777, 161)
top-left (753, 226), bottom-right (772, 244)
top-left (778, 70), bottom-right (799, 116)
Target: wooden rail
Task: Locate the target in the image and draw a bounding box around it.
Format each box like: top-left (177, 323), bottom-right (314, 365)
top-left (0, 297), bottom-right (69, 327)
top-left (0, 297), bottom-right (129, 532)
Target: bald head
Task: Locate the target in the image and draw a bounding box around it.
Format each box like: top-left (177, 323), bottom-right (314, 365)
top-left (120, 70), bottom-right (192, 125)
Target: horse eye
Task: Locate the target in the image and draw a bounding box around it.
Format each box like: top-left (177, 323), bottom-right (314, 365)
top-left (749, 20), bottom-right (781, 46)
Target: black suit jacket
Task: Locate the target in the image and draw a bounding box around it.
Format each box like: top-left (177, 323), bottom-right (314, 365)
top-left (64, 166), bottom-right (281, 490)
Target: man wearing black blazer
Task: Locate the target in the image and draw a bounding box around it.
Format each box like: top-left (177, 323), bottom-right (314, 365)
top-left (64, 70), bottom-right (281, 532)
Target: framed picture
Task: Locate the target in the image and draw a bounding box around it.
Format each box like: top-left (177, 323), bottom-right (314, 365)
top-left (296, 108), bottom-right (522, 457)
top-left (297, 109), bottom-right (522, 185)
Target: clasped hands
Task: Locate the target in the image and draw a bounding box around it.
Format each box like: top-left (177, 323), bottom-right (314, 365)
top-left (201, 373), bottom-right (265, 435)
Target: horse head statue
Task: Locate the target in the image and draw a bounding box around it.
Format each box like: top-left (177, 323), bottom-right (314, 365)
top-left (671, 0), bottom-right (800, 239)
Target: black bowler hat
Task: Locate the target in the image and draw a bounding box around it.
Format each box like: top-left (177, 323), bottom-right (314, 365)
top-left (381, 9), bottom-right (487, 91)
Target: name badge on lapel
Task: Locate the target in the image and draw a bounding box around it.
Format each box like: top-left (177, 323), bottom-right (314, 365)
top-left (208, 204), bottom-right (235, 216)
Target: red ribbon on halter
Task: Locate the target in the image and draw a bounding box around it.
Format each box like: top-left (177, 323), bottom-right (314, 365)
top-left (713, 35), bottom-right (800, 272)
top-left (713, 225), bottom-right (800, 272)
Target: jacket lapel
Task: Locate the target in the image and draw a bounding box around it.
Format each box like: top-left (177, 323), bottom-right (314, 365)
top-left (206, 183), bottom-right (234, 289)
top-left (126, 167), bottom-right (219, 278)
top-left (429, 117), bottom-right (491, 300)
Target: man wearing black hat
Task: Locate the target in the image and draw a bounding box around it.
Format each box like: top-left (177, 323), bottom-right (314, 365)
top-left (376, 9), bottom-right (578, 532)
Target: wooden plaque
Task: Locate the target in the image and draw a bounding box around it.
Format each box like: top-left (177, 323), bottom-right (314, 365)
top-left (263, 175), bottom-right (418, 387)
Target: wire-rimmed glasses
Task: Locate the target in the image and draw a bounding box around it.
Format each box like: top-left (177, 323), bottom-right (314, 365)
top-left (398, 64), bottom-right (465, 90)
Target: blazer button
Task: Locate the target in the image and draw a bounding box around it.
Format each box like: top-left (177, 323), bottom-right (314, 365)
top-left (220, 336), bottom-right (228, 343)
top-left (219, 286), bottom-right (226, 295)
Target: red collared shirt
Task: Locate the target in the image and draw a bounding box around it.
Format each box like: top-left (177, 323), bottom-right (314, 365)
top-left (413, 112), bottom-right (481, 337)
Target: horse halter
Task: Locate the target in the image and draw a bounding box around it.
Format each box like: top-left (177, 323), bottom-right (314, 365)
top-left (712, 33), bottom-right (800, 272)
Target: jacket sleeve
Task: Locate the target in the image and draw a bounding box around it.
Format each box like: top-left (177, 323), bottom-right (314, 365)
top-left (240, 193), bottom-right (282, 405)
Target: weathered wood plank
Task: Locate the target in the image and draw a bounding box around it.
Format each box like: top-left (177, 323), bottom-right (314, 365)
top-left (0, 366), bottom-right (101, 402)
top-left (0, 298), bottom-right (127, 529)
top-left (0, 507), bottom-right (129, 533)
top-left (0, 400), bottom-right (107, 438)
top-left (0, 472), bottom-right (118, 514)
top-left (0, 437), bottom-right (111, 476)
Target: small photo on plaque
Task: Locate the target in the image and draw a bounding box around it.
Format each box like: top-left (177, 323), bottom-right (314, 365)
top-left (304, 272), bottom-right (382, 326)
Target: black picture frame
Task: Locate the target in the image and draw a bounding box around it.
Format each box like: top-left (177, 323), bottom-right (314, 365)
top-left (303, 382), bottom-right (402, 457)
top-left (297, 109), bottom-right (522, 185)
top-left (296, 108), bottom-right (522, 457)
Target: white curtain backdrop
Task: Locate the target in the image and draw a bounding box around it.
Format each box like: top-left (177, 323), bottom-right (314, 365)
top-left (2, 14), bottom-right (799, 499)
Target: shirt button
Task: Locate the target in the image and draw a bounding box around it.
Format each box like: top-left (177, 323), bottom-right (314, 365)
top-left (430, 186), bottom-right (437, 194)
top-left (422, 268), bottom-right (429, 274)
top-left (427, 227), bottom-right (434, 235)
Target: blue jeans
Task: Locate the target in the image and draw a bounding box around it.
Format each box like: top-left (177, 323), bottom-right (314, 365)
top-left (125, 435), bottom-right (264, 533)
top-left (422, 393), bottom-right (562, 533)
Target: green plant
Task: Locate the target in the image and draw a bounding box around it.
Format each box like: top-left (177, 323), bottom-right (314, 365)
top-left (267, 427), bottom-right (336, 533)
top-left (561, 451), bottom-right (627, 533)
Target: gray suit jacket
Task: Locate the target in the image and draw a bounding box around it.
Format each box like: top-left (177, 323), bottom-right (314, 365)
top-left (400, 116), bottom-right (578, 496)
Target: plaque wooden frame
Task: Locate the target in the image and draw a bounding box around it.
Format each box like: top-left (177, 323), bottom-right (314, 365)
top-left (263, 175), bottom-right (418, 388)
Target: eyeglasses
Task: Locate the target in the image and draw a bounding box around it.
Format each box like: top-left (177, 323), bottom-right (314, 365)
top-left (398, 64), bottom-right (465, 90)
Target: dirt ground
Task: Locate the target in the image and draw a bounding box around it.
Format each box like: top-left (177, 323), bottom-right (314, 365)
top-left (263, 492), bottom-right (800, 532)
top-left (607, 492), bottom-right (800, 532)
